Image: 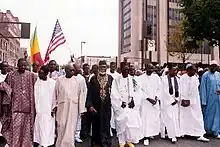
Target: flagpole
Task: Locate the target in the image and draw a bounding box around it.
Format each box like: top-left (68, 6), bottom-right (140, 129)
top-left (65, 40), bottom-right (74, 61)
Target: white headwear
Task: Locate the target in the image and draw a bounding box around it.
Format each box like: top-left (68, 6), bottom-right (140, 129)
top-left (186, 63), bottom-right (193, 69)
top-left (198, 68), bottom-right (203, 72)
top-left (210, 60), bottom-right (219, 66)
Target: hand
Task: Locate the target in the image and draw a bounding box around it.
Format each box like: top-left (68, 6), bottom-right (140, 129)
top-left (128, 99), bottom-right (135, 109)
top-left (51, 112), bottom-right (55, 117)
top-left (171, 100), bottom-right (178, 106)
top-left (51, 107), bottom-right (57, 117)
top-left (147, 98), bottom-right (157, 105)
top-left (89, 107), bottom-right (97, 113)
top-left (121, 102), bottom-right (126, 108)
top-left (216, 89), bottom-right (220, 95)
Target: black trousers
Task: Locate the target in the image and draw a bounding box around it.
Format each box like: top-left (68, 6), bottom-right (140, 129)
top-left (80, 112), bottom-right (92, 139)
top-left (91, 114), bottom-right (111, 147)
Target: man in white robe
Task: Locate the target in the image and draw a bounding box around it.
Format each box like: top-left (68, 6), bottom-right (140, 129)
top-left (111, 62), bottom-right (142, 147)
top-left (73, 63), bottom-right (87, 143)
top-left (160, 65), bottom-right (180, 143)
top-left (53, 64), bottom-right (86, 147)
top-left (34, 65), bottom-right (56, 147)
top-left (48, 60), bottom-right (60, 80)
top-left (138, 64), bottom-right (161, 146)
top-left (179, 64), bottom-right (209, 142)
top-left (107, 62), bottom-right (120, 136)
top-left (107, 62), bottom-right (120, 79)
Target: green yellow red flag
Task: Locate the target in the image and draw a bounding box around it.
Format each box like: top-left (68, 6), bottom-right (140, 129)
top-left (30, 26), bottom-right (44, 66)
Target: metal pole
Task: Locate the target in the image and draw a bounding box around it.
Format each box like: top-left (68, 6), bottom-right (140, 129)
top-left (200, 42), bottom-right (203, 63)
top-left (81, 41), bottom-right (85, 63)
top-left (156, 0), bottom-right (160, 64)
top-left (149, 51), bottom-right (152, 62)
top-left (141, 0), bottom-right (145, 69)
top-left (81, 42), bottom-right (83, 57)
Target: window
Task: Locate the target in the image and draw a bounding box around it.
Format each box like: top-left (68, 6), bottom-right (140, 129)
top-left (123, 4), bottom-right (131, 15)
top-left (123, 37), bottom-right (131, 46)
top-left (123, 0), bottom-right (131, 8)
top-left (123, 12), bottom-right (131, 22)
top-left (123, 20), bottom-right (131, 30)
top-left (0, 39), bottom-right (2, 48)
top-left (123, 29), bottom-right (131, 38)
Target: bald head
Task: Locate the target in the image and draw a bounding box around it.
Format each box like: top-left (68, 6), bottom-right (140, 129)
top-left (65, 64), bottom-right (74, 70)
top-left (73, 63), bottom-right (82, 75)
top-left (65, 64), bottom-right (75, 78)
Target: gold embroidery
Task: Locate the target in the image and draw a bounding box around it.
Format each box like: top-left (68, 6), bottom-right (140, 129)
top-left (97, 74), bottom-right (108, 100)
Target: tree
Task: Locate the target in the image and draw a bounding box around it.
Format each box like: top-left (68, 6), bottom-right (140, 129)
top-left (167, 24), bottom-right (197, 63)
top-left (181, 0), bottom-right (220, 46)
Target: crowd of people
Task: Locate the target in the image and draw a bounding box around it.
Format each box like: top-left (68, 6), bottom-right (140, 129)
top-left (0, 58), bottom-right (219, 147)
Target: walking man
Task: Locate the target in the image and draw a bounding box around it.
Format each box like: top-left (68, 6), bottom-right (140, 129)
top-left (2, 58), bottom-right (37, 147)
top-left (34, 65), bottom-right (56, 146)
top-left (53, 64), bottom-right (86, 147)
top-left (86, 60), bottom-right (113, 147)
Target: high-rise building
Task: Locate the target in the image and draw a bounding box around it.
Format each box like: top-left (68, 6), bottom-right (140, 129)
top-left (0, 10), bottom-right (21, 66)
top-left (118, 0), bottom-right (217, 66)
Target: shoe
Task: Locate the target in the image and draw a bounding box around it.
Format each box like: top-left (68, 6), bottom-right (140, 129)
top-left (75, 138), bottom-right (83, 143)
top-left (197, 136), bottom-right (209, 142)
top-left (127, 142), bottom-right (135, 147)
top-left (216, 135), bottom-right (220, 139)
top-left (161, 134), bottom-right (165, 139)
top-left (171, 137), bottom-right (177, 144)
top-left (143, 139), bottom-right (149, 146)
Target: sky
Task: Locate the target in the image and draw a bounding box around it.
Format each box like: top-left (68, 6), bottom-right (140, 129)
top-left (1, 0), bottom-right (119, 64)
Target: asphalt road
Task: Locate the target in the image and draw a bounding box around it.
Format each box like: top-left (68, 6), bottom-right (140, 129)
top-left (0, 136), bottom-right (219, 147)
top-left (75, 136), bottom-right (220, 147)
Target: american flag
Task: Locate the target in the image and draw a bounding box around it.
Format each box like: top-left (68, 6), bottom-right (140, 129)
top-left (44, 19), bottom-right (66, 63)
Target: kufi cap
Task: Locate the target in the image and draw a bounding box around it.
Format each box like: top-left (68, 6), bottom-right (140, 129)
top-left (186, 63), bottom-right (193, 69)
top-left (198, 68), bottom-right (203, 72)
top-left (120, 62), bottom-right (128, 68)
top-left (99, 60), bottom-right (107, 65)
top-left (210, 60), bottom-right (219, 66)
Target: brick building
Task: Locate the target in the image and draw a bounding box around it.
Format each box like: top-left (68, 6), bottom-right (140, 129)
top-left (0, 10), bottom-right (22, 66)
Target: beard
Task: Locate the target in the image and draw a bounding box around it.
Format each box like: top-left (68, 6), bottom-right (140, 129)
top-left (99, 71), bottom-right (106, 75)
top-left (146, 71), bottom-right (153, 76)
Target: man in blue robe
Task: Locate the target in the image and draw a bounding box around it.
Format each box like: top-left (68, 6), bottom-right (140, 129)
top-left (200, 60), bottom-right (220, 138)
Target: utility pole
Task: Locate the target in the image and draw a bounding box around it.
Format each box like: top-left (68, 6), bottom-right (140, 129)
top-left (141, 0), bottom-right (145, 69)
top-left (81, 41), bottom-right (86, 63)
top-left (156, 0), bottom-right (160, 64)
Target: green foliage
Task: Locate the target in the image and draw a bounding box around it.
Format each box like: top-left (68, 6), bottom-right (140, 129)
top-left (181, 0), bottom-right (220, 46)
top-left (167, 24), bottom-right (197, 63)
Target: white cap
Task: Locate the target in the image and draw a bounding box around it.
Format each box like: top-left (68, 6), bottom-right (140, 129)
top-left (198, 68), bottom-right (203, 72)
top-left (210, 60), bottom-right (219, 66)
top-left (186, 63), bottom-right (193, 69)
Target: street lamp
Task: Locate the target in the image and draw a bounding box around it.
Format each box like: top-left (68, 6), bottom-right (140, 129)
top-left (81, 41), bottom-right (86, 63)
top-left (81, 41), bottom-right (86, 57)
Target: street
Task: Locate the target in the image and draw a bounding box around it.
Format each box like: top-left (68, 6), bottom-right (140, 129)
top-left (76, 138), bottom-right (220, 147)
top-left (75, 136), bottom-right (219, 147)
top-left (0, 136), bottom-right (220, 147)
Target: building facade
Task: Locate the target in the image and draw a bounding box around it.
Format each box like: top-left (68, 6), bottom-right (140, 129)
top-left (118, 0), bottom-right (218, 67)
top-left (83, 56), bottom-right (117, 66)
top-left (0, 10), bottom-right (21, 66)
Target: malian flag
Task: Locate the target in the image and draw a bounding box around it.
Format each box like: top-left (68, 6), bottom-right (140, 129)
top-left (30, 26), bottom-right (44, 66)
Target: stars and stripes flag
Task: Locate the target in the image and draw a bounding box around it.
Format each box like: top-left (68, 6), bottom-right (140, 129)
top-left (44, 19), bottom-right (66, 63)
